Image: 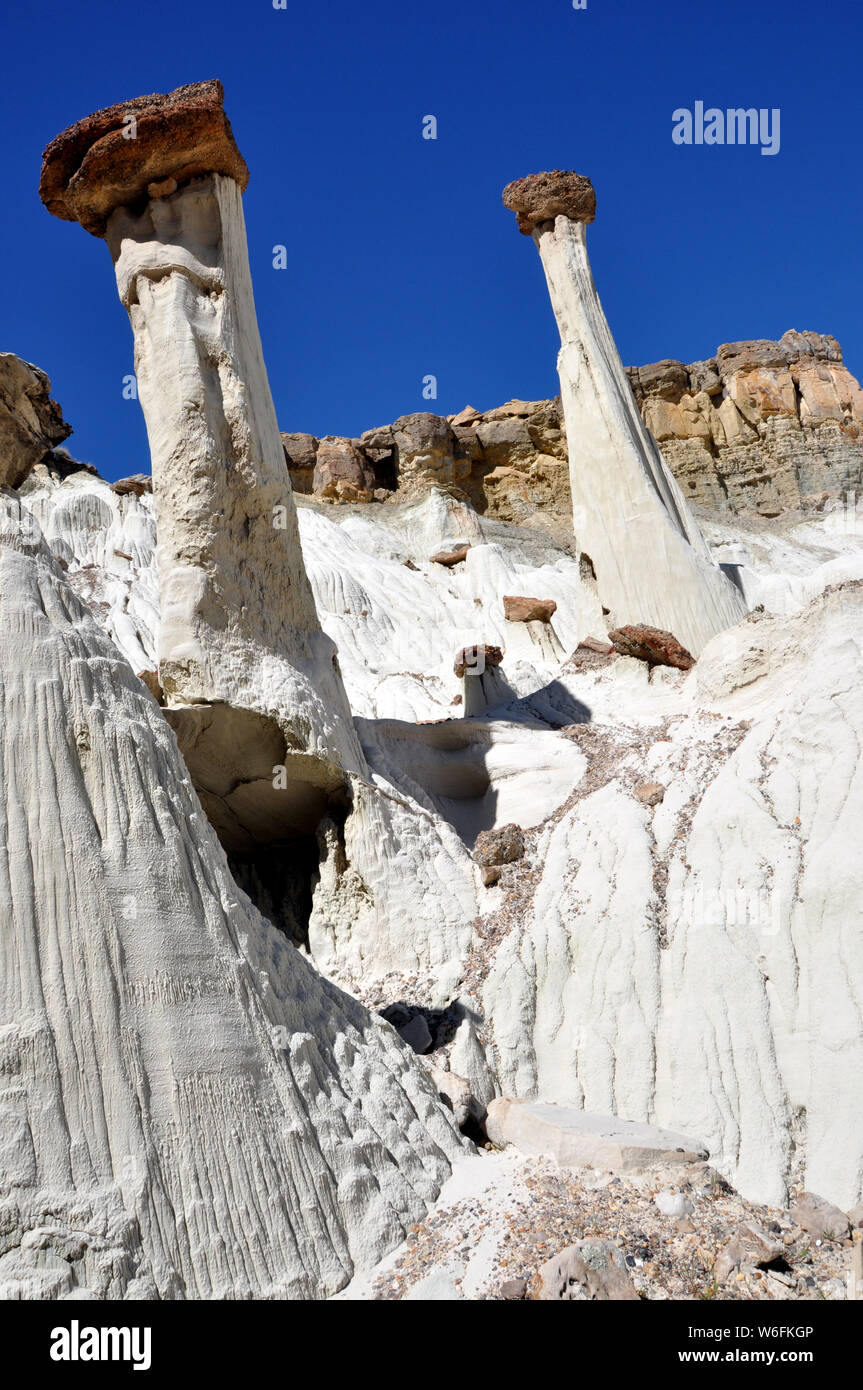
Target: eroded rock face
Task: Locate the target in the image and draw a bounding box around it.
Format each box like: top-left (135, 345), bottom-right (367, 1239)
top-left (39, 79), bottom-right (249, 236)
top-left (431, 544), bottom-right (470, 566)
top-left (313, 436), bottom-right (376, 502)
top-left (0, 354), bottom-right (71, 487)
top-left (628, 331), bottom-right (863, 515)
top-left (279, 333), bottom-right (863, 534)
top-left (20, 432), bottom-right (863, 1215)
top-left (109, 174), bottom-right (367, 837)
top-left (0, 495), bottom-right (465, 1299)
top-left (790, 1192), bottom-right (850, 1242)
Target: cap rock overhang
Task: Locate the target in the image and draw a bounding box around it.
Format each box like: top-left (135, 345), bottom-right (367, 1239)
top-left (502, 170), bottom-right (597, 235)
top-left (39, 79), bottom-right (249, 236)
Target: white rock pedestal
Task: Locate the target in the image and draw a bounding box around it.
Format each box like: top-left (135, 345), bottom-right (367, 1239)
top-left (106, 173), bottom-right (367, 843)
top-left (40, 81), bottom-right (366, 848)
top-left (503, 171), bottom-right (747, 656)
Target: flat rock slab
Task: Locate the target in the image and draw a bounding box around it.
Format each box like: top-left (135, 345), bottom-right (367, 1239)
top-left (486, 1099), bottom-right (708, 1173)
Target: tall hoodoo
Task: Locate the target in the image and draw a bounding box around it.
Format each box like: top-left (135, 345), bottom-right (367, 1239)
top-left (40, 81), bottom-right (365, 849)
top-left (502, 170), bottom-right (747, 655)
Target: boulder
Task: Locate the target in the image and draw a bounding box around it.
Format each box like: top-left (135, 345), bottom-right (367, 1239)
top-left (428, 1067), bottom-right (472, 1127)
top-left (790, 1192), bottom-right (850, 1242)
top-left (381, 1004), bottom-right (435, 1056)
top-left (780, 329), bottom-right (842, 362)
top-left (577, 635), bottom-right (614, 655)
top-left (715, 339), bottom-right (791, 377)
top-left (500, 1277), bottom-right (527, 1300)
top-left (486, 1099), bottom-right (708, 1172)
top-left (475, 416), bottom-right (535, 467)
top-left (430, 545), bottom-right (470, 567)
top-left (688, 358), bottom-right (722, 396)
top-left (503, 595), bottom-right (558, 623)
top-left (399, 1014), bottom-right (433, 1055)
top-left (450, 405), bottom-right (481, 427)
top-left (281, 431), bottom-right (319, 470)
top-left (474, 824), bottom-right (524, 867)
top-left (627, 359), bottom-right (690, 403)
top-left (391, 413), bottom-right (456, 486)
top-left (608, 624), bottom-right (695, 670)
top-left (635, 782), bottom-right (665, 806)
top-left (654, 1190), bottom-right (694, 1218)
top-left (713, 1222), bottom-right (784, 1282)
top-left (531, 1239), bottom-right (638, 1300)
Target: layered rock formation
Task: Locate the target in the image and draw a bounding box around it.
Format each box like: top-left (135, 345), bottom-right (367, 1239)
top-left (283, 334), bottom-right (863, 531)
top-left (628, 331), bottom-right (863, 515)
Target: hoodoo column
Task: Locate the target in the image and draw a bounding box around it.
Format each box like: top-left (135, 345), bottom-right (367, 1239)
top-left (40, 82), bottom-right (366, 846)
top-left (503, 170), bottom-right (746, 655)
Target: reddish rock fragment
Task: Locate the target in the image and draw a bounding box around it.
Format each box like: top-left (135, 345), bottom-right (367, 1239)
top-left (608, 624), bottom-right (695, 670)
top-left (430, 545), bottom-right (470, 567)
top-left (503, 595), bottom-right (557, 623)
top-left (453, 644), bottom-right (503, 679)
top-left (112, 474), bottom-right (152, 496)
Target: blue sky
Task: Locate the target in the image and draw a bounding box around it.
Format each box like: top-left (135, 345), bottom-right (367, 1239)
top-left (3, 0), bottom-right (861, 481)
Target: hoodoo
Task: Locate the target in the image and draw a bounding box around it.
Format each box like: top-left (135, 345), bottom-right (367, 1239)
top-left (40, 81), bottom-right (366, 849)
top-left (503, 170), bottom-right (747, 655)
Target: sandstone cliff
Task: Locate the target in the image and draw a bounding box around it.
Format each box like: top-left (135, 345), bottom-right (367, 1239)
top-left (283, 330), bottom-right (863, 527)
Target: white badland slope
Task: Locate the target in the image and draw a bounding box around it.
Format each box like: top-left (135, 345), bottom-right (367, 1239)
top-left (0, 491), bottom-right (466, 1301)
top-left (24, 461), bottom-right (863, 1212)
